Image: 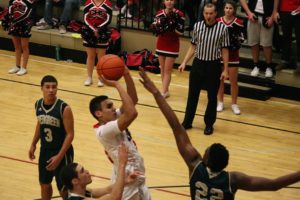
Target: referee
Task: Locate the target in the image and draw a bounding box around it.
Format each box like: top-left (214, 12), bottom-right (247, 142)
top-left (179, 3), bottom-right (230, 135)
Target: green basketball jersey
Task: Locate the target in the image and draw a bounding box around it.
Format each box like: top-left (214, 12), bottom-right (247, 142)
top-left (190, 162), bottom-right (234, 200)
top-left (35, 98), bottom-right (68, 149)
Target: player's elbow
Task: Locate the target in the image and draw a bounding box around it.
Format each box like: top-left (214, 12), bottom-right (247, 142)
top-left (131, 110), bottom-right (138, 119)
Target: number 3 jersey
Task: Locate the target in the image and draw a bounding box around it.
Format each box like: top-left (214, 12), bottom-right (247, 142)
top-left (35, 98), bottom-right (68, 149)
top-left (190, 162), bottom-right (234, 200)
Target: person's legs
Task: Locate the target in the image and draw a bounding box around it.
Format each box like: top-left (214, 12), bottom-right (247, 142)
top-left (158, 55), bottom-right (166, 87)
top-left (40, 183), bottom-right (53, 200)
top-left (12, 36), bottom-right (21, 67)
top-left (229, 67), bottom-right (238, 105)
top-left (14, 37), bottom-right (30, 75)
top-left (39, 149), bottom-right (54, 200)
top-left (217, 74), bottom-right (224, 112)
top-left (247, 19), bottom-right (261, 76)
top-left (60, 0), bottom-right (80, 25)
top-left (204, 61), bottom-right (221, 128)
top-left (280, 12), bottom-right (294, 66)
top-left (182, 58), bottom-right (204, 129)
top-left (20, 38), bottom-right (30, 69)
top-left (55, 146), bottom-right (74, 200)
top-left (295, 14), bottom-right (300, 69)
top-left (161, 57), bottom-right (175, 97)
top-left (260, 22), bottom-right (274, 77)
top-left (85, 47), bottom-right (96, 86)
top-left (251, 44), bottom-right (260, 64)
top-left (44, 0), bottom-right (53, 25)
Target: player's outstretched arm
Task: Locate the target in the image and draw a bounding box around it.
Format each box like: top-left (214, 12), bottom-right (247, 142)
top-left (231, 171), bottom-right (300, 192)
top-left (139, 69), bottom-right (201, 171)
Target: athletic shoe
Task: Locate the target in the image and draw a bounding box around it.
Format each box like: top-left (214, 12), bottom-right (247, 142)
top-left (250, 67), bottom-right (259, 77)
top-left (162, 91), bottom-right (170, 99)
top-left (8, 66), bottom-right (20, 74)
top-left (182, 122), bottom-right (192, 130)
top-left (97, 80), bottom-right (104, 87)
top-left (37, 24), bottom-right (52, 30)
top-left (59, 25), bottom-right (67, 34)
top-left (204, 126), bottom-right (214, 135)
top-left (265, 67), bottom-right (273, 78)
top-left (84, 77), bottom-right (92, 86)
top-left (217, 102), bottom-right (224, 112)
top-left (231, 104), bottom-right (241, 115)
top-left (16, 67), bottom-right (27, 76)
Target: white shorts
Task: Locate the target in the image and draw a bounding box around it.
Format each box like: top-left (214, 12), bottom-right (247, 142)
top-left (247, 16), bottom-right (274, 47)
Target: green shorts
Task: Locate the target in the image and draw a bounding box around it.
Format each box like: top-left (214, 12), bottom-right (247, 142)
top-left (38, 146), bottom-right (74, 191)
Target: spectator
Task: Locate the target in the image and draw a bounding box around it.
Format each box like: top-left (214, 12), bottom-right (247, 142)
top-left (4, 0), bottom-right (34, 76)
top-left (240, 0), bottom-right (279, 78)
top-left (217, 0), bottom-right (244, 115)
top-left (37, 0), bottom-right (81, 34)
top-left (275, 0), bottom-right (300, 72)
top-left (184, 0), bottom-right (200, 30)
top-left (152, 0), bottom-right (185, 98)
top-left (81, 0), bottom-right (112, 87)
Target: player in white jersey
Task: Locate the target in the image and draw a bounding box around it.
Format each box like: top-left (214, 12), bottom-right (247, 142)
top-left (89, 67), bottom-right (151, 200)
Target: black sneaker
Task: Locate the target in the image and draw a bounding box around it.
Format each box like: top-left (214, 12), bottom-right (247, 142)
top-left (204, 126), bottom-right (214, 135)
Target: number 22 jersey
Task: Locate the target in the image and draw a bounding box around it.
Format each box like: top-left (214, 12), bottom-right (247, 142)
top-left (190, 162), bottom-right (234, 200)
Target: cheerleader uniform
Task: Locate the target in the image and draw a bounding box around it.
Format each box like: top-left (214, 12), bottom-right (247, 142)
top-left (153, 9), bottom-right (185, 58)
top-left (82, 0), bottom-right (112, 48)
top-left (217, 17), bottom-right (244, 65)
top-left (7, 0), bottom-right (34, 38)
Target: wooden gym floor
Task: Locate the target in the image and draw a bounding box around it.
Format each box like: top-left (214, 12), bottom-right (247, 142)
top-left (0, 49), bottom-right (300, 200)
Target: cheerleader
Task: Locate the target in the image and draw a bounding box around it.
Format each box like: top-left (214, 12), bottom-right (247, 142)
top-left (152, 0), bottom-right (185, 98)
top-left (216, 0), bottom-right (244, 115)
top-left (4, 0), bottom-right (34, 76)
top-left (82, 0), bottom-right (112, 86)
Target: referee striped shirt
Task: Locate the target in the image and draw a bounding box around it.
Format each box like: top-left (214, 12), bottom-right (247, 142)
top-left (191, 20), bottom-right (230, 61)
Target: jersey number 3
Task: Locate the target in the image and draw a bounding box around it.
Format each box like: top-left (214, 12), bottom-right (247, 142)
top-left (44, 128), bottom-right (53, 142)
top-left (195, 181), bottom-right (224, 200)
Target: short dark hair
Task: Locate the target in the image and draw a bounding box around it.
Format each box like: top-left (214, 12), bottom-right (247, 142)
top-left (224, 0), bottom-right (237, 14)
top-left (204, 3), bottom-right (217, 12)
top-left (41, 75), bottom-right (57, 86)
top-left (60, 163), bottom-right (78, 190)
top-left (89, 95), bottom-right (108, 120)
top-left (207, 143), bottom-right (229, 172)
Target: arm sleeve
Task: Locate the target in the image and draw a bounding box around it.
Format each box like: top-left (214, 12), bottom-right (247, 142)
top-left (191, 23), bottom-right (198, 45)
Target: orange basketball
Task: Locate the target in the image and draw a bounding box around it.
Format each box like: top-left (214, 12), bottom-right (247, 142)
top-left (97, 54), bottom-right (125, 81)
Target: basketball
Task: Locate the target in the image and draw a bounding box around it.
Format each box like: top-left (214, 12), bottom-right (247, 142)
top-left (97, 54), bottom-right (125, 81)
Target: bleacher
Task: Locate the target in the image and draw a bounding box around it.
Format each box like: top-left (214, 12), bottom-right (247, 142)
top-left (0, 0), bottom-right (299, 101)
